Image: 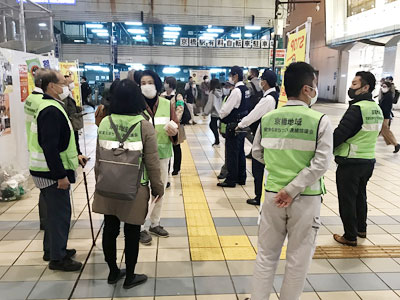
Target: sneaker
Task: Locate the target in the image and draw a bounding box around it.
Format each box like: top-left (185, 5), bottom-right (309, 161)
top-left (149, 225), bottom-right (169, 238)
top-left (123, 274), bottom-right (148, 289)
top-left (108, 269), bottom-right (126, 284)
top-left (49, 257), bottom-right (82, 272)
top-left (140, 230), bottom-right (152, 245)
top-left (43, 249), bottom-right (76, 262)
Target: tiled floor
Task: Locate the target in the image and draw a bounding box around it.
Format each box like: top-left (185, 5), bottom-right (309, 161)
top-left (1, 103), bottom-right (400, 299)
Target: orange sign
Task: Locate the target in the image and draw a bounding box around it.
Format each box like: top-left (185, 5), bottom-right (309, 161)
top-left (19, 65), bottom-right (29, 102)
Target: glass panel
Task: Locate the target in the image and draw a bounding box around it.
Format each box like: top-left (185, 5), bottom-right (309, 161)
top-left (347, 0), bottom-right (375, 16)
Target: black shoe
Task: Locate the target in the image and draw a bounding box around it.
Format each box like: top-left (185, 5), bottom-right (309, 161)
top-left (247, 198), bottom-right (260, 206)
top-left (394, 144), bottom-right (400, 153)
top-left (246, 153), bottom-right (252, 159)
top-left (166, 182), bottom-right (171, 189)
top-left (123, 274), bottom-right (148, 289)
top-left (172, 170), bottom-right (179, 176)
top-left (40, 223), bottom-right (45, 231)
top-left (358, 232), bottom-right (367, 238)
top-left (217, 174), bottom-right (227, 180)
top-left (217, 181), bottom-right (236, 188)
top-left (49, 257), bottom-right (82, 272)
top-left (108, 269), bottom-right (126, 284)
top-left (237, 181), bottom-right (246, 186)
top-left (43, 249), bottom-right (76, 262)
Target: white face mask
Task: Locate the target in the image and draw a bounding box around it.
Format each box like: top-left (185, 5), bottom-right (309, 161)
top-left (223, 88), bottom-right (230, 95)
top-left (192, 83), bottom-right (196, 88)
top-left (308, 86), bottom-right (318, 106)
top-left (228, 76), bottom-right (235, 85)
top-left (141, 84), bottom-right (157, 99)
top-left (58, 86), bottom-right (70, 100)
top-left (164, 83), bottom-right (171, 90)
top-left (69, 82), bottom-right (75, 91)
top-left (382, 87), bottom-right (389, 94)
top-left (205, 79), bottom-right (209, 83)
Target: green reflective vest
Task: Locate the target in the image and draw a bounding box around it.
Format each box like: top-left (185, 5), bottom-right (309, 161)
top-left (144, 97), bottom-right (173, 159)
top-left (220, 95), bottom-right (229, 134)
top-left (29, 100), bottom-right (79, 173)
top-left (334, 100), bottom-right (383, 159)
top-left (24, 93), bottom-right (43, 143)
top-left (261, 105), bottom-right (325, 196)
top-left (97, 114), bottom-right (149, 185)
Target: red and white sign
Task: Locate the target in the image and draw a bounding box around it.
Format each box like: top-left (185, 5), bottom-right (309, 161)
top-left (19, 64), bottom-right (29, 102)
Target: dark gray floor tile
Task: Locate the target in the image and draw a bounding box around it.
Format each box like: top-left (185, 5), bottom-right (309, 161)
top-left (28, 280), bottom-right (75, 299)
top-left (159, 218), bottom-right (187, 227)
top-left (377, 273), bottom-right (400, 289)
top-left (194, 276), bottom-right (235, 295)
top-left (114, 278), bottom-right (155, 297)
top-left (243, 226), bottom-right (259, 236)
top-left (0, 281), bottom-right (35, 300)
top-left (213, 217), bottom-right (241, 227)
top-left (239, 217), bottom-right (259, 226)
top-left (307, 274), bottom-right (352, 292)
top-left (342, 273), bottom-right (389, 291)
top-left (232, 275), bottom-right (253, 294)
top-left (156, 277), bottom-right (194, 296)
top-left (14, 221), bottom-right (40, 230)
top-left (71, 279), bottom-right (114, 298)
top-left (3, 229), bottom-right (39, 240)
top-left (320, 216), bottom-right (343, 225)
top-left (216, 226), bottom-right (246, 236)
top-left (0, 221), bottom-right (18, 230)
top-left (368, 216), bottom-right (399, 225)
top-left (273, 275), bottom-right (313, 292)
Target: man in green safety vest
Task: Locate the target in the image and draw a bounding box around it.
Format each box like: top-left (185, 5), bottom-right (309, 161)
top-left (248, 62), bottom-right (333, 300)
top-left (333, 71), bottom-right (384, 246)
top-left (138, 70), bottom-right (180, 245)
top-left (28, 70), bottom-right (83, 272)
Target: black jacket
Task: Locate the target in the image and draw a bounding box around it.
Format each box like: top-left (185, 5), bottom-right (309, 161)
top-left (334, 93), bottom-right (376, 165)
top-left (30, 94), bottom-right (76, 183)
top-left (379, 92), bottom-right (393, 119)
top-left (184, 87), bottom-right (196, 104)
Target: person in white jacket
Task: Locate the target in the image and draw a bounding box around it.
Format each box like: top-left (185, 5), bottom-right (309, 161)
top-left (204, 78), bottom-right (223, 146)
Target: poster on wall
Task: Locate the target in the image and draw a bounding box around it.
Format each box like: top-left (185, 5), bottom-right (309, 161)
top-left (0, 53), bottom-right (12, 136)
top-left (189, 69), bottom-right (211, 84)
top-left (59, 61), bottom-right (82, 106)
top-left (26, 58), bottom-right (41, 94)
top-left (19, 65), bottom-right (29, 102)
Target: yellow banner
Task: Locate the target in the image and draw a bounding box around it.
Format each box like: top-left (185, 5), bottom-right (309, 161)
top-left (59, 62), bottom-right (82, 106)
top-left (278, 28), bottom-right (307, 107)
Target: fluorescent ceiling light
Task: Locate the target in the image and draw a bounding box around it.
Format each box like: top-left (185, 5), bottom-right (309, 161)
top-left (74, 39), bottom-right (85, 43)
top-left (113, 69), bottom-right (119, 73)
top-left (96, 32), bottom-right (109, 37)
top-left (231, 33), bottom-right (241, 38)
top-left (86, 24), bottom-right (103, 28)
top-left (164, 26), bottom-right (181, 31)
top-left (127, 29), bottom-right (145, 34)
top-left (210, 69), bottom-right (225, 74)
top-left (163, 67), bottom-right (181, 74)
top-left (261, 35), bottom-right (268, 40)
top-left (125, 22), bottom-right (142, 26)
top-left (38, 23), bottom-right (47, 27)
top-left (91, 29), bottom-right (108, 33)
top-left (126, 63), bottom-right (145, 70)
top-left (207, 28), bottom-right (224, 33)
top-left (199, 36), bottom-right (214, 40)
top-left (163, 31), bottom-right (179, 36)
top-left (245, 25), bottom-right (261, 30)
top-left (202, 33), bottom-right (218, 37)
top-left (133, 35), bottom-right (147, 41)
top-left (163, 42), bottom-right (175, 45)
top-left (85, 65), bottom-right (110, 72)
top-left (244, 33), bottom-right (252, 37)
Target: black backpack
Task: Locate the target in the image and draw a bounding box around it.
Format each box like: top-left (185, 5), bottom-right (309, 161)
top-left (181, 103), bottom-right (191, 125)
top-left (393, 89), bottom-right (400, 104)
top-left (249, 82), bottom-right (264, 112)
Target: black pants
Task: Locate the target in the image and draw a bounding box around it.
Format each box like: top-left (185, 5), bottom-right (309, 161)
top-left (209, 117), bottom-right (220, 144)
top-left (173, 144), bottom-right (182, 173)
top-left (252, 158), bottom-right (265, 200)
top-left (336, 163), bottom-right (374, 241)
top-left (39, 191), bottom-right (47, 230)
top-left (226, 132), bottom-right (246, 184)
top-left (42, 184), bottom-right (71, 261)
top-left (102, 215), bottom-right (140, 276)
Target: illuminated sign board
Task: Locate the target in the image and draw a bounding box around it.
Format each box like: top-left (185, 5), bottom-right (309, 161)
top-left (17, 0), bottom-right (76, 4)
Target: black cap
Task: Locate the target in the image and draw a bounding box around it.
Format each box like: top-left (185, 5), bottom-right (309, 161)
top-left (230, 66), bottom-right (243, 78)
top-left (261, 69), bottom-right (277, 87)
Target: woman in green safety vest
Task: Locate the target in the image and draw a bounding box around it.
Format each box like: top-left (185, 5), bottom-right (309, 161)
top-left (93, 79), bottom-right (164, 289)
top-left (138, 70), bottom-right (180, 246)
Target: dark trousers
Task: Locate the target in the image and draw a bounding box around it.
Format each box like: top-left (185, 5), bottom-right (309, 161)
top-left (226, 132), bottom-right (246, 184)
top-left (173, 144), bottom-right (182, 173)
top-left (252, 158), bottom-right (265, 200)
top-left (209, 117), bottom-right (220, 144)
top-left (42, 184), bottom-right (71, 261)
top-left (39, 191), bottom-right (47, 230)
top-left (219, 145), bottom-right (228, 178)
top-left (337, 163), bottom-right (374, 241)
top-left (102, 215), bottom-right (140, 277)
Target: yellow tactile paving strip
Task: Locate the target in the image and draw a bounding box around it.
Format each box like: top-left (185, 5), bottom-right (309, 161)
top-left (181, 141), bottom-right (256, 261)
top-left (314, 245), bottom-right (400, 259)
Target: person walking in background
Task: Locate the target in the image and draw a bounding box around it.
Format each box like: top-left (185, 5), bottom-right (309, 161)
top-left (204, 78), bottom-right (222, 147)
top-left (248, 62), bottom-right (333, 300)
top-left (333, 71), bottom-right (384, 246)
top-left (237, 69), bottom-right (279, 206)
top-left (80, 76), bottom-right (94, 110)
top-left (184, 76), bottom-right (198, 125)
top-left (200, 75), bottom-right (210, 116)
top-left (93, 79), bottom-right (164, 289)
top-left (379, 81), bottom-right (400, 153)
top-left (139, 70), bottom-right (180, 245)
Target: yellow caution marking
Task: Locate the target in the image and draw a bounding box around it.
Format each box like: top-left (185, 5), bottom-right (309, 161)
top-left (187, 227), bottom-right (218, 237)
top-left (223, 247), bottom-right (257, 260)
top-left (189, 236), bottom-right (221, 248)
top-left (219, 235), bottom-right (253, 248)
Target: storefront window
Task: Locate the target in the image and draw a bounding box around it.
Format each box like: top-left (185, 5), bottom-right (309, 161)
top-left (347, 0), bottom-right (375, 16)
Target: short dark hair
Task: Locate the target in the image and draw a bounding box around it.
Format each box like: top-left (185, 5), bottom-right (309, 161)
top-left (203, 75), bottom-right (208, 80)
top-left (41, 70), bottom-right (60, 92)
top-left (230, 66), bottom-right (243, 81)
top-left (110, 79), bottom-right (147, 115)
top-left (383, 81), bottom-right (392, 88)
top-left (386, 76), bottom-right (394, 81)
top-left (250, 68), bottom-right (259, 77)
top-left (81, 76), bottom-right (87, 81)
top-left (133, 70), bottom-right (143, 85)
top-left (210, 78), bottom-right (221, 91)
top-left (165, 76), bottom-right (177, 90)
top-left (356, 71), bottom-right (376, 93)
top-left (284, 62), bottom-right (315, 98)
top-left (140, 70), bottom-right (163, 93)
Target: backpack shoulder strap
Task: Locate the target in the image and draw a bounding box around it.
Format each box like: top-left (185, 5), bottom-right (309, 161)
top-left (108, 116), bottom-right (141, 147)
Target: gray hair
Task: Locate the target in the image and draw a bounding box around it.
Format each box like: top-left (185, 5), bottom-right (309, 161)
top-left (34, 68), bottom-right (49, 88)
